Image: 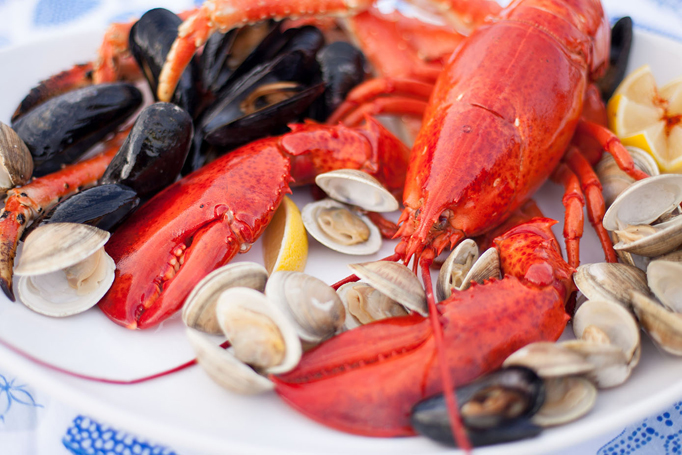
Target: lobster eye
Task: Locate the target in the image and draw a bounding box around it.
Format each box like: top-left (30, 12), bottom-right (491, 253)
top-left (436, 214), bottom-right (448, 230)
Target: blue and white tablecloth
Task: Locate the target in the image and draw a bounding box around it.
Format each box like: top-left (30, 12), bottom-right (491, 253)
top-left (0, 0), bottom-right (682, 454)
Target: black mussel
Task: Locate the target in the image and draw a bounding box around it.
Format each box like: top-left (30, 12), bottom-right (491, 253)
top-left (410, 367), bottom-right (545, 447)
top-left (597, 17), bottom-right (633, 101)
top-left (101, 103), bottom-right (193, 198)
top-left (201, 22), bottom-right (276, 96)
top-left (12, 83), bottom-right (142, 177)
top-left (309, 41), bottom-right (366, 121)
top-left (200, 50), bottom-right (324, 150)
top-left (34, 184), bottom-right (139, 232)
top-left (129, 8), bottom-right (201, 117)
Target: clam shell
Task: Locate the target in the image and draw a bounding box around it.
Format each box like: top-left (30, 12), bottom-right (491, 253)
top-left (502, 342), bottom-right (595, 378)
top-left (560, 340), bottom-right (630, 388)
top-left (348, 261), bottom-right (427, 316)
top-left (15, 223), bottom-right (110, 275)
top-left (647, 260), bottom-right (682, 313)
top-left (337, 282), bottom-right (408, 329)
top-left (302, 199), bottom-right (381, 255)
top-left (0, 122), bottom-right (33, 190)
top-left (315, 169), bottom-right (399, 212)
top-left (436, 239), bottom-right (478, 301)
top-left (531, 377), bottom-right (597, 427)
top-left (182, 262), bottom-right (268, 334)
top-left (573, 263), bottom-right (649, 308)
top-left (216, 287), bottom-right (302, 374)
top-left (631, 290), bottom-right (682, 356)
top-left (265, 271), bottom-right (345, 343)
top-left (595, 146), bottom-right (659, 208)
top-left (603, 174), bottom-right (682, 230)
top-left (185, 328), bottom-right (274, 395)
top-left (437, 244), bottom-right (500, 301)
top-left (572, 299), bottom-right (640, 363)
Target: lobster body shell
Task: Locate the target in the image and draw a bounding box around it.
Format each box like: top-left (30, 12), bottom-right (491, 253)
top-left (399, 0), bottom-right (609, 258)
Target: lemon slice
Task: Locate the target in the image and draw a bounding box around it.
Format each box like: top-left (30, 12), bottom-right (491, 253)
top-left (608, 65), bottom-right (682, 173)
top-left (262, 196), bottom-right (308, 274)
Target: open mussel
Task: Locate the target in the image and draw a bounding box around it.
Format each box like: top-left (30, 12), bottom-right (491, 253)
top-left (410, 367), bottom-right (545, 447)
top-left (0, 122), bottom-right (33, 192)
top-left (129, 8), bottom-right (201, 116)
top-left (101, 102), bottom-right (193, 198)
top-left (11, 83), bottom-right (142, 176)
top-left (14, 223), bottom-right (115, 317)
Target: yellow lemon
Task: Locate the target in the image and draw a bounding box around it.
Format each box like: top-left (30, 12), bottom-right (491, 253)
top-left (608, 65), bottom-right (682, 173)
top-left (262, 196), bottom-right (308, 274)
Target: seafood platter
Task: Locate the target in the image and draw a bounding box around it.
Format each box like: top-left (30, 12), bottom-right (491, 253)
top-left (1, 0), bottom-right (682, 453)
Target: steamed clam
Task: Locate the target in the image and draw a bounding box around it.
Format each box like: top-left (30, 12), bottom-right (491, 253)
top-left (603, 174), bottom-right (682, 257)
top-left (14, 223), bottom-right (115, 317)
top-left (337, 282), bottom-right (408, 329)
top-left (436, 240), bottom-right (500, 301)
top-left (595, 146), bottom-right (659, 209)
top-left (0, 122), bottom-right (33, 192)
top-left (302, 169), bottom-right (399, 255)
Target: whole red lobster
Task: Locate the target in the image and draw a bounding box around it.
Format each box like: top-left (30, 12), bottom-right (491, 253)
top-left (2, 0), bottom-right (650, 447)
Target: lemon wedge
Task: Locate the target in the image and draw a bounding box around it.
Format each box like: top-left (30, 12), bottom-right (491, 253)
top-left (262, 196), bottom-right (308, 274)
top-left (608, 65), bottom-right (682, 173)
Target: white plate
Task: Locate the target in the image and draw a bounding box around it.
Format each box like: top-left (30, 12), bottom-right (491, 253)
top-left (0, 25), bottom-right (681, 455)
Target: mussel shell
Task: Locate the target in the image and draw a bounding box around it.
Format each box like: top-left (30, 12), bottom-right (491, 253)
top-left (597, 17), bottom-right (633, 101)
top-left (201, 50), bottom-right (322, 149)
top-left (308, 41), bottom-right (366, 121)
top-left (410, 367), bottom-right (544, 447)
top-left (101, 103), bottom-right (193, 198)
top-left (129, 8), bottom-right (200, 116)
top-left (12, 83), bottom-right (142, 176)
top-left (35, 184), bottom-right (139, 232)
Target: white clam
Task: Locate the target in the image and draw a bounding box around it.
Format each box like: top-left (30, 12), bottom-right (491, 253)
top-left (302, 199), bottom-right (382, 255)
top-left (573, 263), bottom-right (649, 308)
top-left (348, 261), bottom-right (427, 316)
top-left (0, 122), bottom-right (33, 191)
top-left (603, 174), bottom-right (682, 257)
top-left (531, 377), bottom-right (597, 427)
top-left (595, 146), bottom-right (659, 209)
top-left (315, 169), bottom-right (399, 212)
top-left (182, 262), bottom-right (268, 334)
top-left (437, 243), bottom-right (500, 301)
top-left (265, 271), bottom-right (345, 343)
top-left (336, 282), bottom-right (408, 329)
top-left (15, 223), bottom-right (114, 317)
top-left (502, 342), bottom-right (594, 378)
top-left (631, 290), bottom-right (682, 356)
top-left (647, 260), bottom-right (682, 313)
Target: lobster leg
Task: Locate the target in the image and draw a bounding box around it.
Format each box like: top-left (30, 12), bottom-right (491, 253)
top-left (551, 163), bottom-right (585, 268)
top-left (274, 218), bottom-right (573, 437)
top-left (565, 146), bottom-right (618, 263)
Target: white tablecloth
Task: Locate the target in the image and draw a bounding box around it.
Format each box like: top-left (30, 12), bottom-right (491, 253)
top-left (0, 0), bottom-right (681, 454)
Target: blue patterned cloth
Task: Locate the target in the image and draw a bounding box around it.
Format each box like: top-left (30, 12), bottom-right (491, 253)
top-left (0, 0), bottom-right (682, 454)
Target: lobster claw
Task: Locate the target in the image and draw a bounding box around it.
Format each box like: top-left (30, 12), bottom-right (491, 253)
top-left (273, 219), bottom-right (572, 436)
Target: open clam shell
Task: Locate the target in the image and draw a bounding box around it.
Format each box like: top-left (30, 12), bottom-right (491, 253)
top-left (216, 287), bottom-right (302, 375)
top-left (631, 290), bottom-right (682, 356)
top-left (573, 263), bottom-right (649, 308)
top-left (265, 271), bottom-right (345, 343)
top-left (182, 262), bottom-right (268, 334)
top-left (315, 169), bottom-right (399, 212)
top-left (302, 199), bottom-right (382, 255)
top-left (437, 244), bottom-right (500, 301)
top-left (531, 377), bottom-right (597, 427)
top-left (185, 327), bottom-right (274, 395)
top-left (336, 282), bottom-right (408, 329)
top-left (348, 261), bottom-right (427, 316)
top-left (603, 174), bottom-right (682, 257)
top-left (595, 146), bottom-right (659, 209)
top-left (572, 299), bottom-right (640, 364)
top-left (647, 260), bottom-right (682, 313)
top-left (15, 223), bottom-right (115, 317)
top-left (0, 122), bottom-right (33, 191)
top-left (502, 342), bottom-right (595, 378)
top-left (560, 340), bottom-right (630, 388)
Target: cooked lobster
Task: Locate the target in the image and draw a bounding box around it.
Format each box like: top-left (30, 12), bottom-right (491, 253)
top-left (1, 0), bottom-right (652, 448)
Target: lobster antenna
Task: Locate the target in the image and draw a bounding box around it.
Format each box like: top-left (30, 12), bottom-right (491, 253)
top-left (0, 336), bottom-right (230, 385)
top-left (420, 260), bottom-right (472, 452)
